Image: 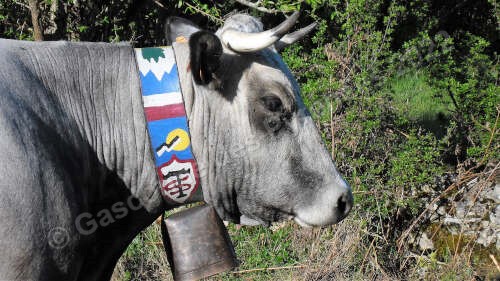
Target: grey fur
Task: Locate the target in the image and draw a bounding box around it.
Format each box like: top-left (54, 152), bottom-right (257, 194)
top-left (0, 14), bottom-right (352, 281)
top-left (0, 39), bottom-right (162, 280)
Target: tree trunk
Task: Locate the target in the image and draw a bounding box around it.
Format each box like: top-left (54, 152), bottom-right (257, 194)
top-left (28, 0), bottom-right (43, 41)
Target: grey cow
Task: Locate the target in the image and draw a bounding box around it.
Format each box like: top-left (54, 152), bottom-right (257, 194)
top-left (0, 13), bottom-right (353, 281)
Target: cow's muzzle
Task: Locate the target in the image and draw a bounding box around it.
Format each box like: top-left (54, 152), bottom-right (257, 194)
top-left (294, 182), bottom-right (353, 227)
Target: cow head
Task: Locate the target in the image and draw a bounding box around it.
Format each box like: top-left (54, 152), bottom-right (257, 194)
top-left (165, 13), bottom-right (353, 227)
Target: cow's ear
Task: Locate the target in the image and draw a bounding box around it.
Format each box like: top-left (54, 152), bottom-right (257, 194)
top-left (189, 31), bottom-right (222, 85)
top-left (165, 17), bottom-right (201, 45)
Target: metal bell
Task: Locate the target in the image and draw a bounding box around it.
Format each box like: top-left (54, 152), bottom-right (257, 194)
top-left (161, 204), bottom-right (238, 281)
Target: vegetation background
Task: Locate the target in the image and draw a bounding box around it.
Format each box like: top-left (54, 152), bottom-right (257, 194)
top-left (1, 0), bottom-right (498, 280)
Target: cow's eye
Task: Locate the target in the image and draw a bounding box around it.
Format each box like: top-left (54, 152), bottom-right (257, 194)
top-left (260, 96), bottom-right (283, 113)
top-left (266, 117), bottom-right (283, 132)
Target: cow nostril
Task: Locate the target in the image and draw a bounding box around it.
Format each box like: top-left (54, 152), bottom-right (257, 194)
top-left (337, 196), bottom-right (346, 215)
top-left (337, 192), bottom-right (353, 217)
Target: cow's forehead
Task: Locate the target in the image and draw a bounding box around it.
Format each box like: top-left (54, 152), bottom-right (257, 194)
top-left (247, 62), bottom-right (293, 92)
top-left (252, 50), bottom-right (302, 99)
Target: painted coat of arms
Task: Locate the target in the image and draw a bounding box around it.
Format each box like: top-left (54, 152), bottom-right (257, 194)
top-left (158, 156), bottom-right (200, 203)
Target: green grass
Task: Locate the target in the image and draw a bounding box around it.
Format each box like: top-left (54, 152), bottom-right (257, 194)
top-left (387, 70), bottom-right (454, 138)
top-left (388, 71), bottom-right (453, 121)
top-left (112, 221), bottom-right (170, 281)
top-left (113, 213), bottom-right (379, 281)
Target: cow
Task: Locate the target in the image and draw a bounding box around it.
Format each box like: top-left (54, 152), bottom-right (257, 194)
top-left (0, 12), bottom-right (352, 281)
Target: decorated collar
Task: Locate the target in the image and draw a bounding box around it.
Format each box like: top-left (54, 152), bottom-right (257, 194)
top-left (135, 46), bottom-right (202, 205)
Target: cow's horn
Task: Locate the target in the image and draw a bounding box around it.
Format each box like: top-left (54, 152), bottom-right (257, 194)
top-left (220, 11), bottom-right (300, 53)
top-left (275, 22), bottom-right (317, 51)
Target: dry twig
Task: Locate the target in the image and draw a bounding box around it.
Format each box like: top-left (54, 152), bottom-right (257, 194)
top-left (232, 264), bottom-right (306, 274)
top-left (13, 0), bottom-right (29, 9)
top-left (490, 254), bottom-right (500, 273)
top-left (233, 0), bottom-right (280, 14)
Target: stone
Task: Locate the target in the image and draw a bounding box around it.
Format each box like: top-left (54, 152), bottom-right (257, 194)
top-left (430, 212), bottom-right (439, 222)
top-left (484, 184), bottom-right (499, 203)
top-left (408, 233), bottom-right (416, 245)
top-left (437, 206), bottom-right (447, 216)
top-left (481, 220), bottom-right (490, 228)
top-left (418, 233), bottom-right (435, 251)
top-left (443, 217), bottom-right (462, 225)
top-left (455, 202), bottom-right (466, 218)
top-left (431, 203), bottom-right (439, 212)
top-left (491, 210), bottom-right (500, 227)
top-left (422, 184), bottom-right (433, 194)
top-left (443, 216), bottom-right (461, 234)
top-left (477, 228), bottom-right (494, 247)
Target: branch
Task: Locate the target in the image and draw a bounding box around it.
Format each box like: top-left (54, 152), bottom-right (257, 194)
top-left (152, 0), bottom-right (166, 9)
top-left (13, 0), bottom-right (29, 9)
top-left (183, 2), bottom-right (224, 25)
top-left (152, 0), bottom-right (224, 24)
top-left (232, 264), bottom-right (306, 274)
top-left (234, 0), bottom-right (280, 14)
top-left (491, 254), bottom-right (500, 273)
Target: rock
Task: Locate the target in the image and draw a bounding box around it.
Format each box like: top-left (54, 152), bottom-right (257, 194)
top-left (443, 216), bottom-right (461, 234)
top-left (422, 184), bottom-right (433, 194)
top-left (428, 171), bottom-right (499, 251)
top-left (430, 212), bottom-right (440, 222)
top-left (477, 228), bottom-right (495, 247)
top-left (467, 205), bottom-right (487, 221)
top-left (408, 233), bottom-right (416, 245)
top-left (481, 220), bottom-right (490, 228)
top-left (485, 184), bottom-right (500, 203)
top-left (455, 202), bottom-right (466, 218)
top-left (431, 203), bottom-right (439, 212)
top-left (491, 209), bottom-right (500, 227)
top-left (443, 216), bottom-right (462, 225)
top-left (418, 233), bottom-right (434, 251)
top-left (437, 206), bottom-right (447, 216)
top-left (484, 185), bottom-right (499, 203)
top-left (467, 218), bottom-right (482, 223)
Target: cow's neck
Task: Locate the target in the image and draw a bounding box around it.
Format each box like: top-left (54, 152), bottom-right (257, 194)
top-left (27, 42), bottom-right (162, 212)
top-left (173, 43), bottom-right (242, 221)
